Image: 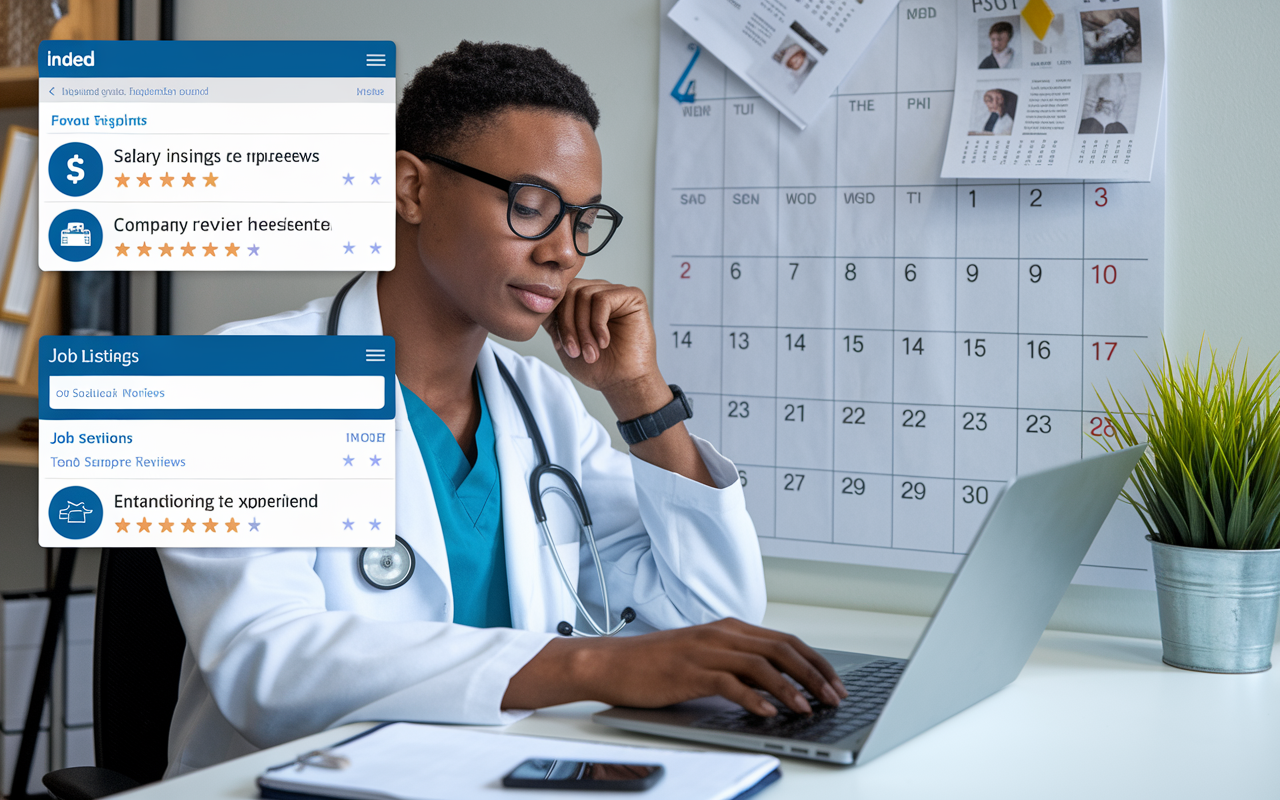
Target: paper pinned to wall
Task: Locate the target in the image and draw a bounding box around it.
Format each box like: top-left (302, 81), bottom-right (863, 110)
top-left (668, 0), bottom-right (902, 129)
top-left (941, 0), bottom-right (1164, 180)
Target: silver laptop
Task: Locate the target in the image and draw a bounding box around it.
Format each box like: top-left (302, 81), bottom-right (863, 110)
top-left (594, 444), bottom-right (1147, 766)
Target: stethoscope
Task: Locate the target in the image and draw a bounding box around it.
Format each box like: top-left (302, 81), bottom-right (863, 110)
top-left (329, 273), bottom-right (635, 637)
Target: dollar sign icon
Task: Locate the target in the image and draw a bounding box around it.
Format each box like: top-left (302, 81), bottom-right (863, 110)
top-left (66, 155), bottom-right (85, 184)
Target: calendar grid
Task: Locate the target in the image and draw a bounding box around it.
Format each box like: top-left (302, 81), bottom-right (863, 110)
top-left (654, 1), bottom-right (1164, 586)
top-left (889, 8), bottom-right (899, 548)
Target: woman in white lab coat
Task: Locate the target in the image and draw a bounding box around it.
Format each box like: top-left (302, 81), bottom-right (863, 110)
top-left (159, 41), bottom-right (845, 775)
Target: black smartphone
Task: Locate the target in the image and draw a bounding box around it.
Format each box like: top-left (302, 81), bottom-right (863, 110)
top-left (501, 758), bottom-right (664, 791)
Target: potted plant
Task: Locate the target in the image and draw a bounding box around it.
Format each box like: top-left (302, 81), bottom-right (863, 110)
top-left (1099, 343), bottom-right (1280, 673)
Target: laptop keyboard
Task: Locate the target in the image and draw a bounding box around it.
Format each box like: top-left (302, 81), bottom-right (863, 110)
top-left (693, 658), bottom-right (905, 744)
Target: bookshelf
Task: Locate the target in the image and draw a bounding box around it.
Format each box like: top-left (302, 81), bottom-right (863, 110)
top-left (0, 1), bottom-right (118, 111)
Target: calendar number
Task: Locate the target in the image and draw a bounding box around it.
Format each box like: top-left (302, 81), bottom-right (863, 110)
top-left (902, 409), bottom-right (927, 428)
top-left (1029, 188), bottom-right (1043, 207)
top-left (964, 338), bottom-right (986, 357)
top-left (1027, 340), bottom-right (1051, 359)
top-left (842, 477), bottom-right (866, 495)
top-left (842, 406), bottom-right (866, 425)
top-left (1029, 264), bottom-right (1042, 283)
top-left (784, 403), bottom-right (805, 422)
top-left (1025, 414), bottom-right (1052, 433)
top-left (727, 400), bottom-right (750, 418)
top-left (680, 261), bottom-right (691, 279)
top-left (672, 331), bottom-right (692, 348)
top-left (738, 469), bottom-right (748, 487)
top-left (786, 333), bottom-right (806, 351)
top-left (968, 189), bottom-right (975, 208)
top-left (1095, 187), bottom-right (1108, 207)
top-left (1092, 264), bottom-right (1117, 284)
top-left (1089, 416), bottom-right (1117, 439)
top-left (844, 334), bottom-right (864, 353)
top-left (904, 263), bottom-right (917, 282)
top-left (845, 262), bottom-right (857, 281)
top-left (729, 331), bottom-right (750, 350)
top-left (789, 262), bottom-right (800, 280)
top-left (783, 473), bottom-right (805, 491)
top-left (966, 263), bottom-right (979, 282)
top-left (962, 411), bottom-right (987, 431)
top-left (901, 481), bottom-right (926, 500)
top-left (1093, 341), bottom-right (1118, 361)
top-left (729, 261), bottom-right (741, 280)
top-left (962, 485), bottom-right (990, 504)
top-left (903, 337), bottom-right (924, 355)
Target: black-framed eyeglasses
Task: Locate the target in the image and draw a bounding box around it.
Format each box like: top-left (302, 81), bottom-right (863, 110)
top-left (421, 152), bottom-right (623, 257)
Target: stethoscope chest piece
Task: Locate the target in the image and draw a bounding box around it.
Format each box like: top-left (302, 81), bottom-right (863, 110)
top-left (359, 535), bottom-right (416, 590)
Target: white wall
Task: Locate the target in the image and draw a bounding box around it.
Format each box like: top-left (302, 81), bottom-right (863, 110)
top-left (115, 0), bottom-right (1279, 639)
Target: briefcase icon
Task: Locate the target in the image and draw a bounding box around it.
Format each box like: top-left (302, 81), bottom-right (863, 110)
top-left (61, 222), bottom-right (91, 247)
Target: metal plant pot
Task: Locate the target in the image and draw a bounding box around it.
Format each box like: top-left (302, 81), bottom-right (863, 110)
top-left (1149, 537), bottom-right (1280, 673)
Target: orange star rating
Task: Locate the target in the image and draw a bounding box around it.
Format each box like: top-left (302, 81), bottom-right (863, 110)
top-left (225, 242), bottom-right (239, 256)
top-left (225, 518), bottom-right (240, 532)
top-left (181, 242), bottom-right (196, 256)
top-left (159, 243), bottom-right (174, 256)
top-left (182, 172), bottom-right (196, 187)
top-left (181, 518), bottom-right (196, 532)
top-left (136, 172), bottom-right (152, 187)
top-left (159, 518), bottom-right (174, 532)
top-left (137, 242), bottom-right (152, 256)
top-left (115, 173), bottom-right (130, 187)
top-left (137, 517), bottom-right (152, 532)
top-left (159, 172), bottom-right (174, 187)
top-left (203, 172), bottom-right (219, 187)
top-left (115, 243), bottom-right (130, 256)
top-left (116, 518), bottom-right (130, 532)
top-left (202, 242), bottom-right (218, 256)
top-left (203, 518), bottom-right (219, 532)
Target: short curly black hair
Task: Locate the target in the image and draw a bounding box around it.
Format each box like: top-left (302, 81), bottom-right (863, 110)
top-left (397, 41), bottom-right (600, 158)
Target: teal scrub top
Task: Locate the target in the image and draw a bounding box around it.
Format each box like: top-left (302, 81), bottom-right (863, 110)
top-left (401, 377), bottom-right (513, 629)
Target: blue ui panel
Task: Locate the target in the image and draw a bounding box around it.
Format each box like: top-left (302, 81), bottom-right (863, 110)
top-left (39, 41), bottom-right (395, 272)
top-left (39, 335), bottom-right (395, 548)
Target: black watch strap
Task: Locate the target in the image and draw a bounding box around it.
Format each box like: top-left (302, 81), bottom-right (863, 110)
top-left (616, 385), bottom-right (692, 446)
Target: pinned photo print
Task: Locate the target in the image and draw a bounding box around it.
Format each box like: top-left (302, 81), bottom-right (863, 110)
top-left (968, 84), bottom-right (1018, 135)
top-left (1081, 8), bottom-right (1141, 64)
top-left (769, 31), bottom-right (822, 94)
top-left (1079, 73), bottom-right (1140, 134)
top-left (978, 16), bottom-right (1019, 69)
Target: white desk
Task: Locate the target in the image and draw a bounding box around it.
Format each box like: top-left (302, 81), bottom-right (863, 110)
top-left (120, 603), bottom-right (1279, 799)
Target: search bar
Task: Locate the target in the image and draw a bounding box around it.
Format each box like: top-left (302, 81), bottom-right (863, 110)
top-left (48, 375), bottom-right (386, 410)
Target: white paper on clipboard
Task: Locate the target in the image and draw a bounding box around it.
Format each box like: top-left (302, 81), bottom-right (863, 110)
top-left (668, 0), bottom-right (902, 129)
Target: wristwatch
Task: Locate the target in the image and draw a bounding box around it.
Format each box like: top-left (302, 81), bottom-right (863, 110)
top-left (616, 385), bottom-right (692, 446)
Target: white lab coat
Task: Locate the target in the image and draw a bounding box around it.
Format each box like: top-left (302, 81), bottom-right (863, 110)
top-left (159, 272), bottom-right (765, 776)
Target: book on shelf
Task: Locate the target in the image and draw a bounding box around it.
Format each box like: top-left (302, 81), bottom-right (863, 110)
top-left (0, 125), bottom-right (53, 386)
top-left (1, 164), bottom-right (40, 321)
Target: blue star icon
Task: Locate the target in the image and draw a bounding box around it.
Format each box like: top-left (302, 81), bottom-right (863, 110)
top-left (342, 173), bottom-right (354, 185)
top-left (342, 518), bottom-right (354, 530)
top-left (343, 241), bottom-right (355, 254)
top-left (247, 244), bottom-right (260, 256)
top-left (249, 518), bottom-right (260, 532)
top-left (370, 519), bottom-right (381, 530)
top-left (343, 454), bottom-right (354, 466)
top-left (370, 455), bottom-right (381, 466)
top-left (370, 173), bottom-right (381, 185)
top-left (370, 242), bottom-right (382, 254)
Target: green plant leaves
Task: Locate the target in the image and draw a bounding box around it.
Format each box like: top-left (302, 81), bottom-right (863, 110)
top-left (1096, 339), bottom-right (1280, 550)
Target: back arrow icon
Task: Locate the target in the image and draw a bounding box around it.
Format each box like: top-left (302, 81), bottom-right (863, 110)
top-left (48, 86), bottom-right (53, 95)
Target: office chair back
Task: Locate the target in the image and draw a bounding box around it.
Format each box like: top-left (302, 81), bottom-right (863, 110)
top-left (93, 548), bottom-right (186, 785)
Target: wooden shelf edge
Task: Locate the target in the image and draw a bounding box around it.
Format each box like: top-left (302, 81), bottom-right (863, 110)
top-left (0, 65), bottom-right (38, 109)
top-left (0, 429), bottom-right (37, 467)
